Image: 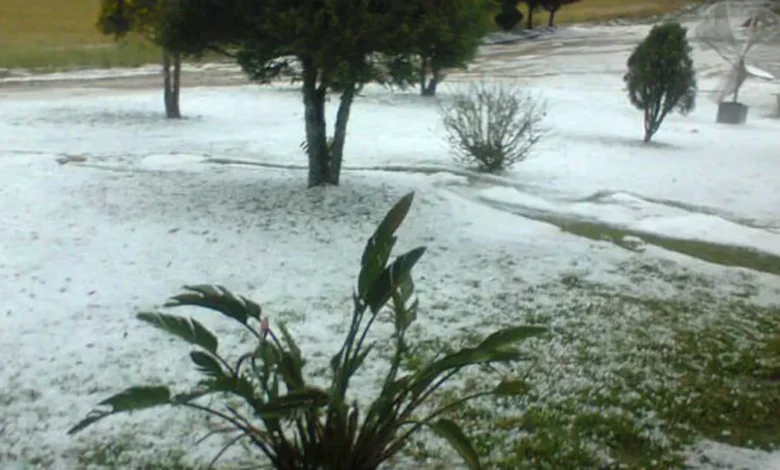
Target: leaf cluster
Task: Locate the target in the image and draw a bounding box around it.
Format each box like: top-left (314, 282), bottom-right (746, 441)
top-left (625, 22), bottom-right (697, 115)
top-left (97, 0), bottom-right (170, 44)
top-left (624, 22), bottom-right (697, 140)
top-left (69, 192), bottom-right (546, 470)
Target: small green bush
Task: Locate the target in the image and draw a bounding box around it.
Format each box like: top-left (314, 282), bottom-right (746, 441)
top-left (69, 192), bottom-right (546, 470)
top-left (624, 21), bottom-right (697, 143)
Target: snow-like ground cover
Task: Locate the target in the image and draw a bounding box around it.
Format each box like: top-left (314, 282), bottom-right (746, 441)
top-left (1, 23), bottom-right (780, 469)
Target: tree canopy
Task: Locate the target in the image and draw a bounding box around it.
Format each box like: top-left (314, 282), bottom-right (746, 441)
top-left (624, 22), bottom-right (696, 142)
top-left (160, 0), bottom-right (490, 187)
top-left (407, 0), bottom-right (492, 95)
top-left (98, 0), bottom-right (186, 118)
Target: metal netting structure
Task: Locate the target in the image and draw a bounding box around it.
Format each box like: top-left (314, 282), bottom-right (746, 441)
top-left (694, 0), bottom-right (780, 102)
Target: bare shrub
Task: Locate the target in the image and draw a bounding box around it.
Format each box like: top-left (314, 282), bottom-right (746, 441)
top-left (440, 81), bottom-right (546, 173)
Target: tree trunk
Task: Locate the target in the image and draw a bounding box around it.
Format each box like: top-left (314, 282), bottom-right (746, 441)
top-left (330, 83), bottom-right (357, 186)
top-left (162, 50), bottom-right (182, 119)
top-left (548, 7), bottom-right (558, 27)
top-left (171, 52), bottom-right (182, 118)
top-left (644, 109), bottom-right (658, 143)
top-left (419, 56), bottom-right (428, 96)
top-left (527, 5), bottom-right (535, 29)
top-left (302, 61), bottom-right (331, 188)
top-left (422, 67), bottom-right (441, 97)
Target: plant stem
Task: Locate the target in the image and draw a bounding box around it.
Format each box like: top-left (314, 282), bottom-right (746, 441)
top-left (391, 390), bottom-right (495, 452)
top-left (181, 402), bottom-right (279, 466)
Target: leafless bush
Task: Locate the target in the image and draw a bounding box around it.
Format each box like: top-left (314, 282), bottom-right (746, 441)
top-left (440, 81), bottom-right (546, 173)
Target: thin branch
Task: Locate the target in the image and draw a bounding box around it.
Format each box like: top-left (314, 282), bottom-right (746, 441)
top-left (401, 368), bottom-right (460, 418)
top-left (180, 403), bottom-right (278, 466)
top-left (194, 426), bottom-right (237, 446)
top-left (235, 351), bottom-right (255, 377)
top-left (207, 432), bottom-right (248, 470)
top-left (391, 390), bottom-right (495, 450)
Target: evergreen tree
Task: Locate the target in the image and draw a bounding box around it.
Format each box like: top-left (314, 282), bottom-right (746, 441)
top-left (520, 0), bottom-right (542, 29)
top-left (97, 0), bottom-right (185, 118)
top-left (540, 0), bottom-right (581, 27)
top-left (624, 22), bottom-right (697, 143)
top-left (494, 0), bottom-right (524, 31)
top-left (162, 0), bottom-right (479, 187)
top-left (411, 0), bottom-right (492, 96)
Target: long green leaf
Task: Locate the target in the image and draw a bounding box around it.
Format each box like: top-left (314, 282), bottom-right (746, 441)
top-left (279, 352), bottom-right (306, 390)
top-left (428, 419), bottom-right (482, 470)
top-left (367, 247), bottom-right (426, 314)
top-left (257, 387), bottom-right (330, 419)
top-left (392, 290), bottom-right (417, 332)
top-left (358, 193), bottom-right (417, 300)
top-left (494, 379), bottom-right (529, 396)
top-left (409, 348), bottom-right (523, 396)
top-left (397, 275), bottom-right (415, 306)
top-left (360, 192), bottom-right (415, 267)
top-left (277, 322), bottom-right (303, 365)
top-left (68, 386), bottom-right (171, 435)
top-left (476, 326), bottom-right (546, 352)
top-left (137, 312), bottom-right (218, 354)
top-left (358, 236), bottom-right (396, 300)
top-left (97, 386), bottom-right (170, 410)
top-left (204, 375), bottom-right (258, 408)
top-left (190, 351), bottom-right (228, 380)
top-left (350, 343), bottom-right (375, 375)
top-left (164, 285), bottom-right (262, 324)
top-left (256, 341), bottom-right (282, 367)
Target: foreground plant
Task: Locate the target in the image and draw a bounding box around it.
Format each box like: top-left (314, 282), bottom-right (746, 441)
top-left (69, 192), bottom-right (546, 469)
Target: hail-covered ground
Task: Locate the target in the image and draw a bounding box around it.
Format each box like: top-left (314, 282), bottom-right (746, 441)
top-left (1, 22), bottom-right (779, 470)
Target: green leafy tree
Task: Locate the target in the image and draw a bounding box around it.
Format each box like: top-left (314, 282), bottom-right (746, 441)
top-left (540, 0), bottom-right (581, 27)
top-left (160, 0), bottom-right (451, 188)
top-left (520, 0), bottom-right (542, 29)
top-left (493, 0), bottom-right (524, 31)
top-left (69, 192), bottom-right (546, 470)
top-left (624, 22), bottom-right (697, 143)
top-left (97, 0), bottom-right (185, 118)
top-left (410, 0), bottom-right (492, 96)
top-left (495, 0), bottom-right (578, 30)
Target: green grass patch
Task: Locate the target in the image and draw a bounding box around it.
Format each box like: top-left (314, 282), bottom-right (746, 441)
top-left (400, 267), bottom-right (780, 469)
top-left (1, 40), bottom-right (162, 72)
top-left (518, 211), bottom-right (780, 277)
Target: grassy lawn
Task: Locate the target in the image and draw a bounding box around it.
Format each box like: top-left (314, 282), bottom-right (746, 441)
top-left (1, 0), bottom-right (702, 71)
top-left (0, 0), bottom-right (161, 71)
top-left (401, 265), bottom-right (780, 469)
top-left (553, 0), bottom-right (702, 24)
top-left (61, 265), bottom-right (780, 469)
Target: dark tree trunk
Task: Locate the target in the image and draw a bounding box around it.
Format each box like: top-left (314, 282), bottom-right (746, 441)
top-left (172, 52), bottom-right (181, 116)
top-left (163, 50), bottom-right (182, 119)
top-left (419, 56), bottom-right (428, 96)
top-left (300, 59), bottom-right (357, 187)
top-left (548, 7), bottom-right (559, 27)
top-left (644, 107), bottom-right (662, 143)
top-left (302, 60), bottom-right (332, 188)
top-left (422, 79), bottom-right (438, 96)
top-left (527, 5), bottom-right (535, 29)
top-left (422, 67), bottom-right (441, 97)
top-left (330, 84), bottom-right (357, 186)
